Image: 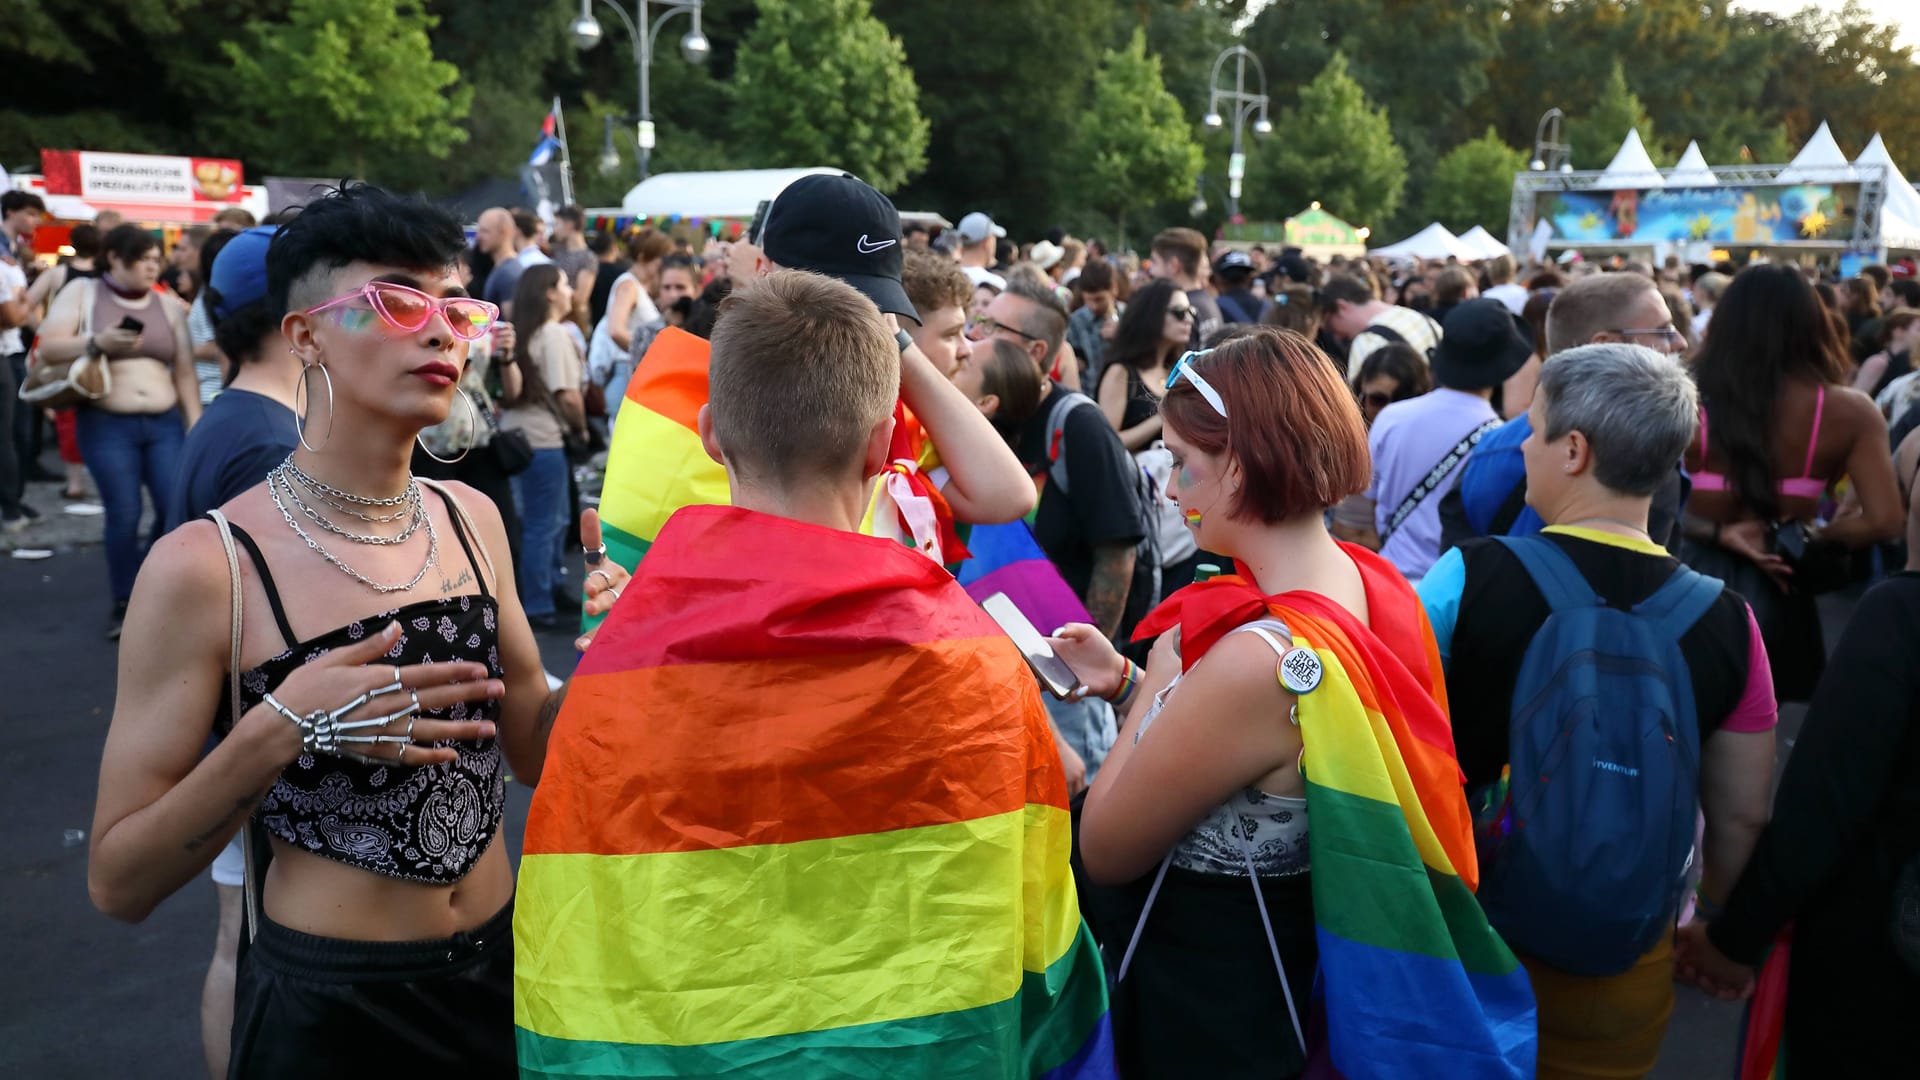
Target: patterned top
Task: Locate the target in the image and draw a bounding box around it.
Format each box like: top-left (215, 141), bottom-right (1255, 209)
top-left (215, 495), bottom-right (506, 884)
top-left (1135, 617), bottom-right (1310, 878)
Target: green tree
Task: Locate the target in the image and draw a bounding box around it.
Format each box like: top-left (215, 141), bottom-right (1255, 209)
top-left (220, 0), bottom-right (472, 178)
top-left (1578, 61), bottom-right (1660, 167)
top-left (1423, 127), bottom-right (1526, 235)
top-left (1069, 29), bottom-right (1203, 247)
top-left (871, 0), bottom-right (1115, 235)
top-left (1244, 52), bottom-right (1406, 231)
top-left (731, 0), bottom-right (928, 192)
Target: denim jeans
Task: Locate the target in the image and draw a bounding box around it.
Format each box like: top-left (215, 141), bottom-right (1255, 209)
top-left (1044, 693), bottom-right (1119, 784)
top-left (75, 407), bottom-right (185, 602)
top-left (511, 448), bottom-right (569, 618)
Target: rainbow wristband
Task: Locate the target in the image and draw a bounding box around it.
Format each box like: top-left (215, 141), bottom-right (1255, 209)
top-left (1111, 660), bottom-right (1143, 707)
top-left (1693, 888), bottom-right (1724, 922)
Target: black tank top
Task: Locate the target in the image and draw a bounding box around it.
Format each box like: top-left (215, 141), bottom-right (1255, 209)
top-left (1123, 366), bottom-right (1160, 432)
top-left (215, 490), bottom-right (506, 884)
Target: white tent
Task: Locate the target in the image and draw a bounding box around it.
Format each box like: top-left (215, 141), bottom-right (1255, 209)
top-left (1855, 133), bottom-right (1920, 251)
top-left (1457, 225), bottom-right (1511, 258)
top-left (618, 167), bottom-right (840, 219)
top-left (1371, 222), bottom-right (1478, 261)
top-left (1667, 140), bottom-right (1717, 187)
top-left (1596, 129), bottom-right (1665, 189)
top-left (1779, 121), bottom-right (1854, 182)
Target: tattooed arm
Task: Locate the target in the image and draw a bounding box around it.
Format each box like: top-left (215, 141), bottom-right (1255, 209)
top-left (1086, 543), bottom-right (1137, 640)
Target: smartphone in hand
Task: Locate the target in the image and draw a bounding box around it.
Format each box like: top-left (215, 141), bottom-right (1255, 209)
top-left (981, 592), bottom-right (1080, 699)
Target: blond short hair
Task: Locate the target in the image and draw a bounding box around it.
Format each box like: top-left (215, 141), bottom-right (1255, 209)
top-left (709, 271), bottom-right (899, 485)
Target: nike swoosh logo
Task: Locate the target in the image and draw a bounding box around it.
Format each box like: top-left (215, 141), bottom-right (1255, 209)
top-left (856, 234), bottom-right (897, 254)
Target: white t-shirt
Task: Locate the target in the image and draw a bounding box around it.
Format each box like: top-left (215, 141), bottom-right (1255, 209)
top-left (0, 258), bottom-right (26, 355)
top-left (1483, 283), bottom-right (1528, 315)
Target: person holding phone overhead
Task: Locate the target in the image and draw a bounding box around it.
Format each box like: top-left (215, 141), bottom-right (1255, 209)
top-left (33, 223), bottom-right (201, 638)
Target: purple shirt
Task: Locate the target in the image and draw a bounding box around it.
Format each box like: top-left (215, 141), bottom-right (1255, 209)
top-left (1367, 388), bottom-right (1498, 580)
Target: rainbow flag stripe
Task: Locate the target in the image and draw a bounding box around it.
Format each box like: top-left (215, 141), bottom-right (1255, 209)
top-left (1276, 569), bottom-right (1536, 1080)
top-left (516, 505), bottom-right (1113, 1078)
top-left (954, 522), bottom-right (1092, 638)
top-left (595, 327), bottom-right (728, 576)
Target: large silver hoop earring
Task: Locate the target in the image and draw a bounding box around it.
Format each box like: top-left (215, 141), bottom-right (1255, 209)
top-left (416, 391), bottom-right (477, 465)
top-left (294, 361), bottom-right (334, 453)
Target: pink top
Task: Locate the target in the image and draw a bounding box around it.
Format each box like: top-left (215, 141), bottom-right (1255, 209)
top-left (1722, 608), bottom-right (1779, 733)
top-left (1692, 384), bottom-right (1827, 501)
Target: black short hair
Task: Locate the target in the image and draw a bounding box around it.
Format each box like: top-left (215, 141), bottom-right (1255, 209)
top-left (68, 224), bottom-right (100, 260)
top-left (555, 204), bottom-right (585, 229)
top-left (510, 208), bottom-right (541, 244)
top-left (213, 301), bottom-right (277, 367)
top-left (265, 182), bottom-right (465, 322)
top-left (586, 231), bottom-right (613, 257)
top-left (100, 223), bottom-right (159, 270)
top-left (1, 191), bottom-right (45, 217)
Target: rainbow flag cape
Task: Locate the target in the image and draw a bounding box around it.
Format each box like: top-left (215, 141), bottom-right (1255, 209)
top-left (955, 521), bottom-right (1092, 636)
top-left (516, 504), bottom-right (1114, 1078)
top-left (594, 327), bottom-right (730, 575)
top-left (1135, 545), bottom-right (1535, 1079)
top-left (597, 329), bottom-right (965, 590)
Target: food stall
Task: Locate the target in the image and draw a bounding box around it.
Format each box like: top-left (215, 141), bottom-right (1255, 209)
top-left (9, 148), bottom-right (269, 263)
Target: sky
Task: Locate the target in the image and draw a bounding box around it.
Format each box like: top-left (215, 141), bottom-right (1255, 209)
top-left (1733, 0), bottom-right (1916, 46)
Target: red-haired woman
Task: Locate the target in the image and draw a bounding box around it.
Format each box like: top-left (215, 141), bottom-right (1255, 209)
top-left (1049, 329), bottom-right (1532, 1078)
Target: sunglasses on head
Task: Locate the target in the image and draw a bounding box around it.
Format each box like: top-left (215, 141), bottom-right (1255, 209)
top-left (306, 280), bottom-right (499, 341)
top-left (1166, 349), bottom-right (1227, 416)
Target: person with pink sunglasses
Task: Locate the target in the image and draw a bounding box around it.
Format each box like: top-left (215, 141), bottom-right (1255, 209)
top-left (85, 183), bottom-right (625, 1077)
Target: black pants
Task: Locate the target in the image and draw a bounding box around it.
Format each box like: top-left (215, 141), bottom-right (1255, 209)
top-left (0, 353), bottom-right (21, 516)
top-left (228, 901), bottom-right (516, 1079)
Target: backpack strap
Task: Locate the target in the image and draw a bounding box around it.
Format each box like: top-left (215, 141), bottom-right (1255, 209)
top-left (206, 509), bottom-right (263, 946)
top-left (1042, 390), bottom-right (1098, 496)
top-left (1630, 564), bottom-right (1724, 644)
top-left (1493, 534), bottom-right (1601, 613)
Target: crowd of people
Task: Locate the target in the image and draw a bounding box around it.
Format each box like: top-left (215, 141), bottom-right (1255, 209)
top-left (0, 168), bottom-right (1913, 1079)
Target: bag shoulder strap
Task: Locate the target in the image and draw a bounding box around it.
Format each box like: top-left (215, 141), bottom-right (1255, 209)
top-left (1384, 418), bottom-right (1499, 540)
top-left (1493, 534), bottom-right (1600, 613)
top-left (416, 478), bottom-right (497, 591)
top-left (1631, 564), bottom-right (1723, 644)
top-left (1362, 321), bottom-right (1406, 347)
top-left (205, 509), bottom-right (261, 944)
top-left (1043, 390), bottom-right (1098, 494)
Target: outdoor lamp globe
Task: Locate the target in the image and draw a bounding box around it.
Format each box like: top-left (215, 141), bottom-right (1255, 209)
top-left (681, 30), bottom-right (712, 64)
top-left (1252, 117), bottom-right (1273, 136)
top-left (569, 13), bottom-right (603, 50)
top-left (1202, 112), bottom-right (1223, 130)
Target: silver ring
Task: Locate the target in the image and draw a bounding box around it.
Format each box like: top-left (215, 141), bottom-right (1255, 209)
top-left (584, 543), bottom-right (606, 566)
top-left (397, 744), bottom-right (407, 765)
top-left (587, 569), bottom-right (613, 589)
top-left (607, 584), bottom-right (623, 601)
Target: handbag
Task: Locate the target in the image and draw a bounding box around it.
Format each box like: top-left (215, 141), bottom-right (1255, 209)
top-left (18, 279), bottom-right (111, 409)
top-left (515, 329), bottom-right (594, 465)
top-left (479, 394), bottom-right (535, 475)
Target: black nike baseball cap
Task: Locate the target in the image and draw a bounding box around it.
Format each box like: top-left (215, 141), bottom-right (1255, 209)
top-left (760, 173), bottom-right (919, 324)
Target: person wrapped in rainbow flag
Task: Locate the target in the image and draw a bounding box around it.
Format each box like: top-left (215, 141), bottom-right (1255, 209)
top-left (1049, 330), bottom-right (1537, 1078)
top-left (515, 272), bottom-right (1112, 1078)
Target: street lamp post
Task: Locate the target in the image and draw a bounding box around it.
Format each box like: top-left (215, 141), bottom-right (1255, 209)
top-left (1531, 107), bottom-right (1573, 174)
top-left (1201, 46), bottom-right (1273, 221)
top-left (570, 0), bottom-right (710, 183)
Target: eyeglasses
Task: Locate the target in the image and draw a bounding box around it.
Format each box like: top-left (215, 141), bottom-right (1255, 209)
top-left (1167, 306), bottom-right (1195, 321)
top-left (1166, 349), bottom-right (1228, 416)
top-left (1609, 325), bottom-right (1685, 352)
top-left (306, 281), bottom-right (499, 342)
top-left (966, 314), bottom-right (1042, 343)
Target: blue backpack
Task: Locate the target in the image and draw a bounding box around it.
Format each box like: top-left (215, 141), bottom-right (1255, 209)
top-left (1473, 535), bottom-right (1721, 976)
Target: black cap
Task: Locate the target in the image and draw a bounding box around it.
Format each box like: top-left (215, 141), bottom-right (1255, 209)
top-left (1432, 298), bottom-right (1535, 391)
top-left (1214, 250), bottom-right (1254, 272)
top-left (760, 173), bottom-right (918, 324)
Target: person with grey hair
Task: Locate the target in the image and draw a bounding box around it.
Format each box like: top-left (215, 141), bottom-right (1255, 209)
top-left (1418, 342), bottom-right (1779, 1079)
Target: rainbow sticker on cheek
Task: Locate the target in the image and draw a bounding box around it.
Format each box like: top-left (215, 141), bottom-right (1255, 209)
top-left (1183, 509), bottom-right (1204, 527)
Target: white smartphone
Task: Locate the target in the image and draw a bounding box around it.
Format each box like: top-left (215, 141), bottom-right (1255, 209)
top-left (980, 592), bottom-right (1080, 699)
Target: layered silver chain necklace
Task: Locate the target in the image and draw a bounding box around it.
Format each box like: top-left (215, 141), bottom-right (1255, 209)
top-left (266, 456), bottom-right (438, 594)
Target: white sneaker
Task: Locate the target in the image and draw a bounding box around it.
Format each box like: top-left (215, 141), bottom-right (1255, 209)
top-left (63, 503), bottom-right (104, 516)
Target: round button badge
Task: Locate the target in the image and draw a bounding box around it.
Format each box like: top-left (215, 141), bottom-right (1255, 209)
top-left (1279, 647), bottom-right (1323, 695)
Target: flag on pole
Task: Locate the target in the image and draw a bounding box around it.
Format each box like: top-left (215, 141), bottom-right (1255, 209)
top-left (529, 107), bottom-right (563, 167)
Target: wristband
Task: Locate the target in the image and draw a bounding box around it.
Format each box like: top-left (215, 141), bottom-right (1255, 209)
top-left (1693, 887), bottom-right (1725, 921)
top-left (1110, 659), bottom-right (1143, 707)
